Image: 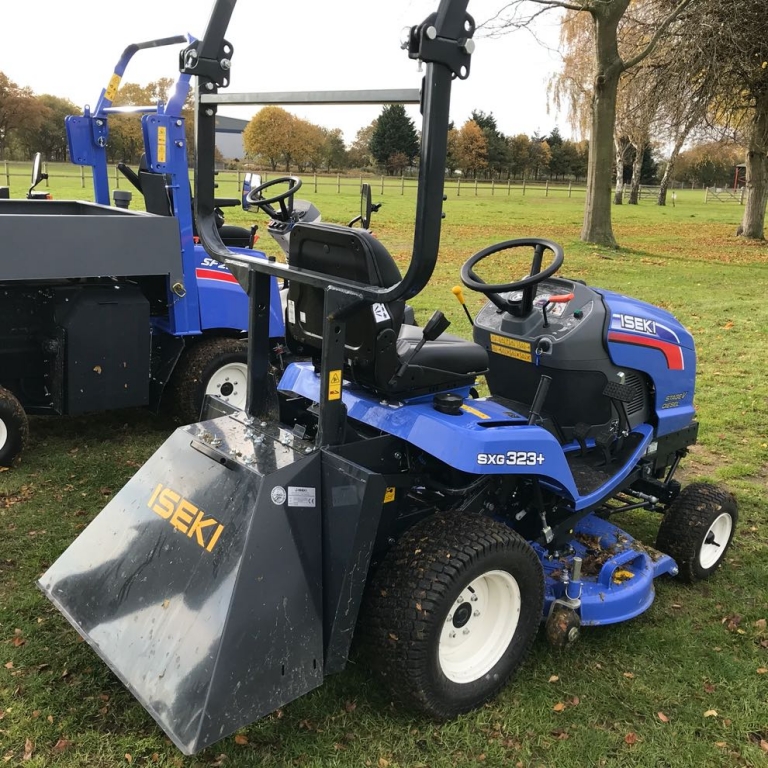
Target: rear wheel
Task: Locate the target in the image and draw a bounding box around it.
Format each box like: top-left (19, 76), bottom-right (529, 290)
top-left (361, 512), bottom-right (544, 719)
top-left (168, 338), bottom-right (248, 424)
top-left (655, 482), bottom-right (738, 582)
top-left (0, 386), bottom-right (29, 468)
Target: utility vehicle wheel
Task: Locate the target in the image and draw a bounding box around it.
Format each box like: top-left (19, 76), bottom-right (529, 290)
top-left (362, 513), bottom-right (544, 719)
top-left (0, 386), bottom-right (29, 468)
top-left (169, 338), bottom-right (248, 424)
top-left (545, 604), bottom-right (581, 649)
top-left (655, 482), bottom-right (738, 583)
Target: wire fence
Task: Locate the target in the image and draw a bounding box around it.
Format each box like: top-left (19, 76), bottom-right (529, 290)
top-left (1, 160), bottom-right (590, 200)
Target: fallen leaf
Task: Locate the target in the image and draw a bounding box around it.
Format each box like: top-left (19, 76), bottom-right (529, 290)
top-left (11, 637), bottom-right (25, 648)
top-left (548, 675), bottom-right (559, 683)
top-left (671, 603), bottom-right (682, 609)
top-left (553, 702), bottom-right (566, 712)
top-left (0, 711), bottom-right (4, 720)
top-left (477, 755), bottom-right (487, 762)
top-left (52, 739), bottom-right (73, 753)
top-left (345, 700), bottom-right (357, 713)
top-left (760, 740), bottom-right (768, 753)
top-left (234, 734), bottom-right (248, 745)
top-left (3, 662), bottom-right (13, 669)
top-left (657, 712), bottom-right (670, 723)
top-left (161, 599), bottom-right (170, 609)
top-left (571, 696), bottom-right (580, 706)
top-left (754, 618), bottom-right (767, 630)
top-left (624, 733), bottom-right (637, 745)
top-left (757, 668), bottom-right (767, 675)
top-left (47, 715), bottom-right (54, 724)
top-left (622, 672), bottom-right (635, 679)
top-left (704, 709), bottom-right (718, 718)
top-left (723, 321), bottom-right (734, 330)
top-left (704, 683), bottom-right (716, 693)
top-left (23, 739), bottom-right (34, 761)
top-left (124, 754), bottom-right (132, 764)
top-left (715, 741), bottom-right (727, 748)
top-left (31, 710), bottom-right (40, 719)
top-left (378, 759), bottom-right (390, 768)
top-left (151, 755), bottom-right (159, 763)
top-left (93, 365), bottom-right (102, 374)
top-left (551, 729), bottom-right (569, 740)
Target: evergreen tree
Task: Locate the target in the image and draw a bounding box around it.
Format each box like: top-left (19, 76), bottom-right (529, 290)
top-left (369, 105), bottom-right (419, 172)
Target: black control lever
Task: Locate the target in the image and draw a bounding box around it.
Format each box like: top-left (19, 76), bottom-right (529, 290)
top-left (528, 374), bottom-right (552, 426)
top-left (117, 163), bottom-right (143, 193)
top-left (389, 310), bottom-right (450, 386)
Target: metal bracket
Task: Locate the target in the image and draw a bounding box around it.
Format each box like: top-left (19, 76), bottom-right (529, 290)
top-left (180, 38), bottom-right (234, 89)
top-left (406, 6), bottom-right (475, 80)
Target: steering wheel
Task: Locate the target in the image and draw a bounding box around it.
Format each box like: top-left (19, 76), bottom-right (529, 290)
top-left (460, 238), bottom-right (564, 315)
top-left (245, 176), bottom-right (302, 221)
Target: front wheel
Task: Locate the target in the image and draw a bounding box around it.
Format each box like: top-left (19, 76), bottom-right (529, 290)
top-left (167, 338), bottom-right (248, 424)
top-left (361, 513), bottom-right (544, 719)
top-left (0, 386), bottom-right (29, 468)
top-left (655, 482), bottom-right (738, 582)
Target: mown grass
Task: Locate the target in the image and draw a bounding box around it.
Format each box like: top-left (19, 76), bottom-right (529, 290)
top-left (1, 176), bottom-right (767, 767)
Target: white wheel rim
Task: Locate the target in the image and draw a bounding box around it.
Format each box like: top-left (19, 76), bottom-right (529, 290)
top-left (206, 362), bottom-right (248, 410)
top-left (0, 418), bottom-right (7, 451)
top-left (698, 512), bottom-right (733, 570)
top-left (439, 569), bottom-right (521, 684)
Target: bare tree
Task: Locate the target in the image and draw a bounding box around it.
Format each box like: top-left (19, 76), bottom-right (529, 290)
top-left (486, 0), bottom-right (695, 246)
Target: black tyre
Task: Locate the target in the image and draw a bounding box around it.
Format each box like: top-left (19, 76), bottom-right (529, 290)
top-left (361, 512), bottom-right (544, 719)
top-left (0, 386), bottom-right (29, 468)
top-left (655, 482), bottom-right (738, 583)
top-left (167, 338), bottom-right (248, 424)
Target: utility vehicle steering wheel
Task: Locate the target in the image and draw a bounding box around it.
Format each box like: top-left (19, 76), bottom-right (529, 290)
top-left (460, 238), bottom-right (564, 314)
top-left (245, 176), bottom-right (302, 221)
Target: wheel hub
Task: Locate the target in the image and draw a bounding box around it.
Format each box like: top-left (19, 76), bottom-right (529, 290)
top-left (206, 363), bottom-right (248, 410)
top-left (0, 419), bottom-right (7, 452)
top-left (439, 570), bottom-right (521, 684)
top-left (698, 512), bottom-right (733, 570)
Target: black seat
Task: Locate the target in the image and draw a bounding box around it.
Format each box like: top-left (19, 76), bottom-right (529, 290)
top-left (286, 222), bottom-right (488, 397)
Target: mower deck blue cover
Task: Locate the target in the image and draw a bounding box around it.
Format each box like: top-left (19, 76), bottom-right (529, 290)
top-left (38, 418), bottom-right (324, 755)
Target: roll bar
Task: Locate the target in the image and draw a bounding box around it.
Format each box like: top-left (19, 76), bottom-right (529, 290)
top-left (183, 0), bottom-right (474, 309)
top-left (94, 35), bottom-right (191, 117)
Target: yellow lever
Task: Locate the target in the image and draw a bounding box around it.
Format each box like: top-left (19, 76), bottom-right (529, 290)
top-left (452, 285), bottom-right (474, 326)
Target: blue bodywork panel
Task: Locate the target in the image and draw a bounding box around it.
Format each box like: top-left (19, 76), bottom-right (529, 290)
top-left (599, 289), bottom-right (696, 436)
top-left (279, 362), bottom-right (654, 510)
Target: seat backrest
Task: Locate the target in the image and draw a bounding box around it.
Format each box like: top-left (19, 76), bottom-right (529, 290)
top-left (286, 223), bottom-right (404, 370)
top-left (139, 171), bottom-right (173, 217)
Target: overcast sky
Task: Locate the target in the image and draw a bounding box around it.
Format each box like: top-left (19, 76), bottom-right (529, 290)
top-left (4, 0), bottom-right (567, 142)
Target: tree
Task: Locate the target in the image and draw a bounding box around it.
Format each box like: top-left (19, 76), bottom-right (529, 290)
top-left (243, 106), bottom-right (297, 171)
top-left (0, 72), bottom-right (42, 158)
top-left (347, 120), bottom-right (377, 169)
top-left (674, 142), bottom-right (742, 188)
top-left (369, 105), bottom-right (419, 173)
top-left (470, 110), bottom-right (509, 177)
top-left (673, 0), bottom-right (768, 238)
top-left (16, 94), bottom-right (78, 161)
top-left (446, 126), bottom-right (461, 175)
top-left (507, 134), bottom-right (532, 178)
top-left (494, 0), bottom-right (694, 246)
top-left (321, 128), bottom-right (347, 172)
top-left (455, 120), bottom-right (488, 177)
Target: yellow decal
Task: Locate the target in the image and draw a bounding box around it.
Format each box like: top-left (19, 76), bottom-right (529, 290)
top-left (491, 343), bottom-right (532, 363)
top-left (104, 73), bottom-right (121, 103)
top-left (383, 487), bottom-right (396, 503)
top-left (147, 483), bottom-right (224, 552)
top-left (489, 334), bottom-right (530, 353)
top-left (328, 369), bottom-right (342, 400)
top-left (461, 403), bottom-right (491, 420)
top-left (157, 126), bottom-right (167, 164)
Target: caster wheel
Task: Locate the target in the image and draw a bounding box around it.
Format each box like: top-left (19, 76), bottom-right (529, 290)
top-left (545, 604), bottom-right (581, 649)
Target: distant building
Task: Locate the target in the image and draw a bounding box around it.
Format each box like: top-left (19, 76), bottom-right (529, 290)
top-left (215, 115), bottom-right (248, 161)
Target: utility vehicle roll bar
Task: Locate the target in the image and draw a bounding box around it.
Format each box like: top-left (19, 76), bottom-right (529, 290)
top-left (183, 0), bottom-right (474, 441)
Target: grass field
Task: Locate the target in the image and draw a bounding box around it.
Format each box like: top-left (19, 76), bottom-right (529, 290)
top-left (1, 174), bottom-right (767, 767)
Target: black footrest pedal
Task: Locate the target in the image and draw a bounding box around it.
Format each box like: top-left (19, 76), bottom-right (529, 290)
top-left (603, 380), bottom-right (634, 403)
top-left (573, 422), bottom-right (591, 456)
top-left (594, 429), bottom-right (616, 465)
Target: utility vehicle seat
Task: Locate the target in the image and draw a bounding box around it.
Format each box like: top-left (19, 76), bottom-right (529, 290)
top-left (286, 222), bottom-right (488, 397)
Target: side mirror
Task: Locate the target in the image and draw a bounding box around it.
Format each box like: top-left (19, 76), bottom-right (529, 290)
top-left (360, 183), bottom-right (373, 229)
top-left (242, 173), bottom-right (262, 210)
top-left (31, 153), bottom-right (44, 186)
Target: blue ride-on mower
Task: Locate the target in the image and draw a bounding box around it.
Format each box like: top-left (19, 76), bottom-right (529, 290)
top-left (39, 0), bottom-right (737, 755)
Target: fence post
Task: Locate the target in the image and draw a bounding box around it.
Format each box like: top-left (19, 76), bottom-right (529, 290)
top-left (312, 173), bottom-right (317, 193)
top-left (491, 178), bottom-right (495, 196)
top-left (43, 163), bottom-right (49, 187)
top-left (3, 161), bottom-right (8, 186)
top-left (401, 174), bottom-right (405, 195)
top-left (457, 177), bottom-right (461, 197)
top-left (507, 178), bottom-right (511, 196)
top-left (380, 175), bottom-right (384, 195)
top-left (474, 178), bottom-right (478, 196)
top-left (545, 180), bottom-right (549, 197)
top-left (568, 181), bottom-right (572, 198)
top-left (522, 175), bottom-right (526, 196)
top-left (704, 188), bottom-right (709, 203)
top-left (114, 165), bottom-right (119, 188)
top-left (337, 173), bottom-right (341, 193)
top-left (237, 170), bottom-right (241, 191)
top-left (740, 187), bottom-right (745, 205)
top-left (81, 166), bottom-right (85, 188)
